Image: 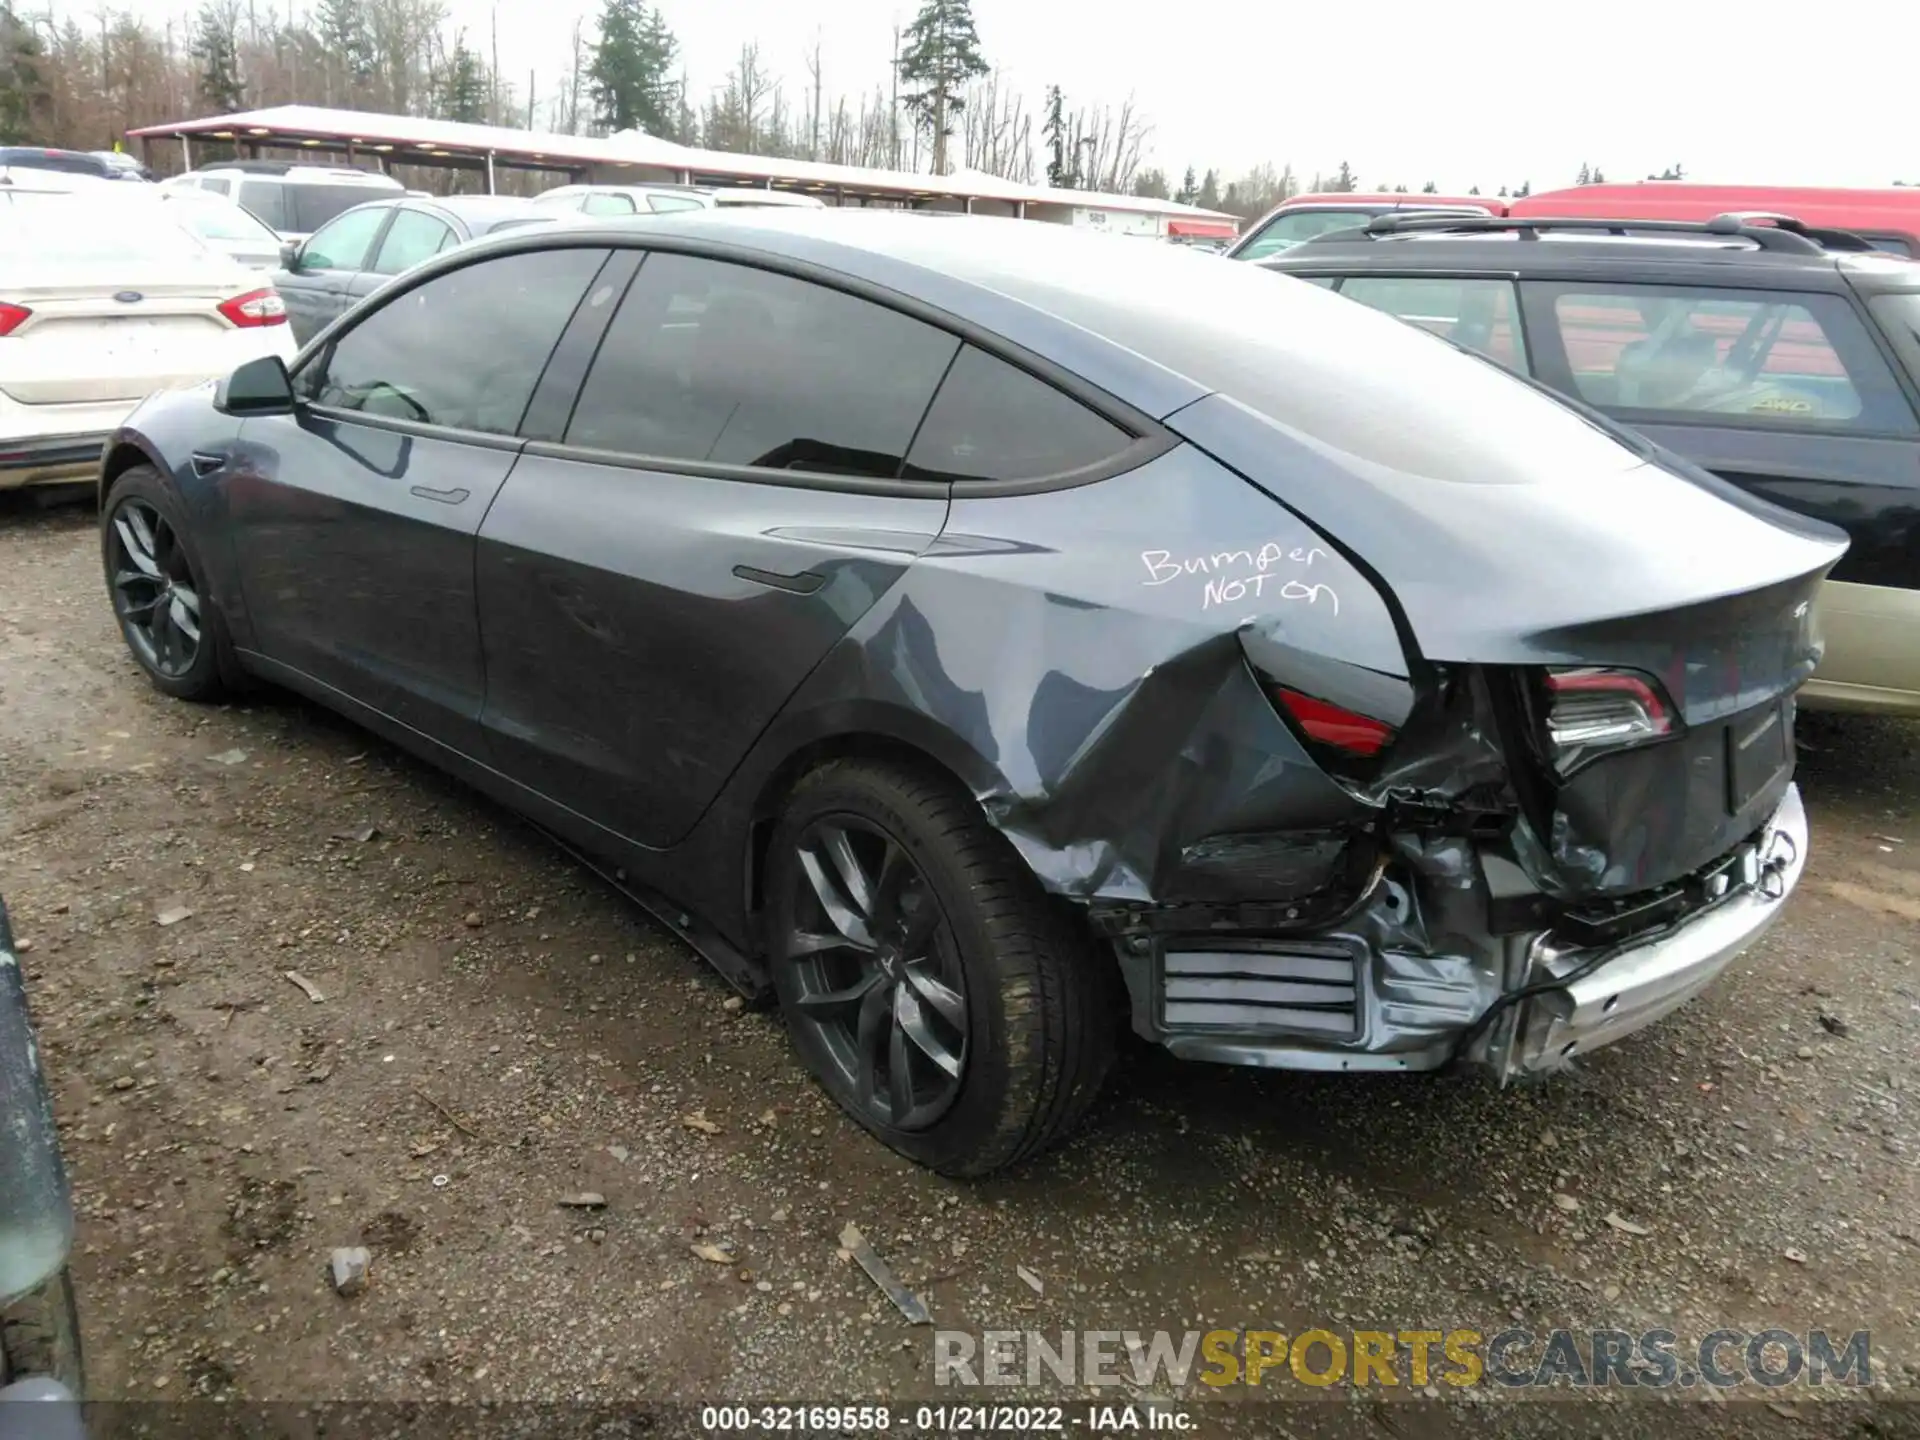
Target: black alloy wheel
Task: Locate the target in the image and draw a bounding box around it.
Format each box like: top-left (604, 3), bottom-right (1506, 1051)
top-left (783, 815), bottom-right (970, 1131)
top-left (102, 465), bottom-right (235, 701)
top-left (108, 498), bottom-right (203, 680)
top-left (767, 759), bottom-right (1117, 1176)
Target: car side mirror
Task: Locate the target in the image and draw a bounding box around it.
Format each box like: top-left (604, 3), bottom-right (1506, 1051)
top-left (215, 354), bottom-right (296, 417)
top-left (279, 240), bottom-right (301, 270)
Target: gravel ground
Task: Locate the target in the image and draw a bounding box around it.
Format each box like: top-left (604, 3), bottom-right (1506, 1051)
top-left (2, 493), bottom-right (1916, 1438)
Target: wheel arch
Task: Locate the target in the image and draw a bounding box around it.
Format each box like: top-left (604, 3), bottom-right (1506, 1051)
top-left (736, 701), bottom-right (1013, 942)
top-left (97, 436), bottom-right (166, 507)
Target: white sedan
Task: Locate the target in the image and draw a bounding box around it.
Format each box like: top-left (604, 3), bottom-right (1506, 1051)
top-left (0, 181), bottom-right (298, 489)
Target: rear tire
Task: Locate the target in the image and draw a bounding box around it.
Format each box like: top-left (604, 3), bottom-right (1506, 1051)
top-left (0, 1266), bottom-right (83, 1396)
top-left (767, 759), bottom-right (1116, 1176)
top-left (101, 465), bottom-right (240, 702)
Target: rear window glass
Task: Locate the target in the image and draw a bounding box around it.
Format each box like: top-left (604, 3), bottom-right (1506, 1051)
top-left (0, 198), bottom-right (212, 263)
top-left (0, 149), bottom-right (110, 177)
top-left (1544, 285), bottom-right (1914, 431)
top-left (1235, 210), bottom-right (1380, 260)
top-left (166, 196), bottom-right (277, 244)
top-left (235, 180), bottom-right (285, 230)
top-left (1339, 276), bottom-right (1528, 371)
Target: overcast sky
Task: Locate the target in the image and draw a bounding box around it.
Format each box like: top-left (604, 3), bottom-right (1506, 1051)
top-left (136, 0), bottom-right (1918, 191)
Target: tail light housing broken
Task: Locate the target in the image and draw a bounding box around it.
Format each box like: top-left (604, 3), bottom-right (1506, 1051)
top-left (1539, 666), bottom-right (1675, 775)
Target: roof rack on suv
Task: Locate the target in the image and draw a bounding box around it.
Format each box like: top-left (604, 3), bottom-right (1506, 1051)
top-left (1315, 212), bottom-right (1875, 256)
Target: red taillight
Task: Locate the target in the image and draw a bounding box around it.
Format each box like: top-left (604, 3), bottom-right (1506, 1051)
top-left (217, 288), bottom-right (287, 328)
top-left (0, 302), bottom-right (31, 337)
top-left (1271, 686), bottom-right (1397, 757)
top-left (1541, 667), bottom-right (1674, 772)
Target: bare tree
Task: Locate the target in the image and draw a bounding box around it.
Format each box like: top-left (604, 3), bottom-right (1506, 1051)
top-left (959, 68), bottom-right (1029, 181)
top-left (801, 31), bottom-right (821, 161)
top-left (1060, 94), bottom-right (1147, 193)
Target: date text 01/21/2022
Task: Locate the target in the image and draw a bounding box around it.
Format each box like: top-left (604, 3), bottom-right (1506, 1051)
top-left (697, 1403), bottom-right (1192, 1431)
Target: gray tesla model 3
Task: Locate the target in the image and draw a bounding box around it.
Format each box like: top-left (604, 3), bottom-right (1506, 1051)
top-left (96, 210), bottom-right (1834, 1174)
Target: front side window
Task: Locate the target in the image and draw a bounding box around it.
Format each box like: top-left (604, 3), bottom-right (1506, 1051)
top-left (904, 346), bottom-right (1132, 483)
top-left (1542, 284), bottom-right (1914, 431)
top-left (1235, 209), bottom-right (1380, 261)
top-left (200, 175), bottom-right (232, 195)
top-left (311, 246), bottom-right (607, 434)
top-left (564, 252), bottom-right (959, 478)
top-left (1340, 276), bottom-right (1529, 371)
top-left (582, 192), bottom-right (636, 216)
top-left (299, 205), bottom-right (389, 271)
top-left (647, 193), bottom-right (706, 213)
top-left (372, 208), bottom-right (455, 276)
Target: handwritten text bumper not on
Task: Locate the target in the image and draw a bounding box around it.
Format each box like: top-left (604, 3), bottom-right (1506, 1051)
top-left (1140, 543), bottom-right (1340, 615)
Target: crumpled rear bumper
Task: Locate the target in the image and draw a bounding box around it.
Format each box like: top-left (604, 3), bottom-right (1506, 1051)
top-left (1121, 783), bottom-right (1808, 1076)
top-left (1498, 782), bottom-right (1807, 1075)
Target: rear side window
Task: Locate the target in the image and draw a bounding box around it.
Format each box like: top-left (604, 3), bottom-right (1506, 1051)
top-left (310, 247), bottom-right (606, 435)
top-left (563, 252), bottom-right (959, 478)
top-left (1539, 284), bottom-right (1915, 432)
top-left (372, 208), bottom-right (455, 275)
top-left (290, 184), bottom-right (398, 234)
top-left (200, 175), bottom-right (232, 195)
top-left (1339, 276), bottom-right (1528, 371)
top-left (904, 346), bottom-right (1132, 483)
top-left (648, 193), bottom-right (706, 213)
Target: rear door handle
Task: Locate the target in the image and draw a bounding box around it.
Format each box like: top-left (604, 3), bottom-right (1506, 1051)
top-left (733, 564), bottom-right (825, 595)
top-left (409, 485), bottom-right (470, 505)
top-left (189, 451), bottom-right (225, 477)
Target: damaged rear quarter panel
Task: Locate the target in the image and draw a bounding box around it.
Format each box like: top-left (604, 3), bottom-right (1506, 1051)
top-left (758, 444), bottom-right (1408, 903)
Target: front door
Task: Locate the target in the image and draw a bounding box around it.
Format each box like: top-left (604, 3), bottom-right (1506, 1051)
top-left (475, 248), bottom-right (964, 848)
top-left (275, 204), bottom-right (392, 344)
top-left (226, 242), bottom-right (615, 755)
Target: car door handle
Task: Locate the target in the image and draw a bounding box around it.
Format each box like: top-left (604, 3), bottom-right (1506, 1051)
top-left (733, 564), bottom-right (825, 595)
top-left (409, 485), bottom-right (470, 505)
top-left (189, 451), bottom-right (225, 477)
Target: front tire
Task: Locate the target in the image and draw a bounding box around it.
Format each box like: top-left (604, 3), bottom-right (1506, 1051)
top-left (767, 759), bottom-right (1115, 1176)
top-left (101, 465), bottom-right (237, 702)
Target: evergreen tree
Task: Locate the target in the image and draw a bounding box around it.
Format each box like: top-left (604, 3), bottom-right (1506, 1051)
top-left (1591, 166), bottom-right (1607, 183)
top-left (0, 1), bottom-right (48, 145)
top-left (315, 0), bottom-right (374, 100)
top-left (441, 35), bottom-right (487, 123)
top-left (1131, 167), bottom-right (1169, 200)
top-left (1514, 179), bottom-right (1532, 198)
top-left (1331, 160), bottom-right (1356, 192)
top-left (193, 3), bottom-right (244, 115)
top-left (1576, 161), bottom-right (1591, 185)
top-left (588, 0), bottom-right (678, 136)
top-left (1175, 165), bottom-right (1197, 204)
top-left (1042, 84), bottom-right (1068, 187)
top-left (1196, 167), bottom-right (1219, 210)
top-left (897, 0), bottom-right (988, 175)
top-left (1421, 180), bottom-right (1438, 193)
top-left (1468, 184), bottom-right (1481, 196)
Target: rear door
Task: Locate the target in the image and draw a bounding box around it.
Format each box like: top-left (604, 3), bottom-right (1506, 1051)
top-left (474, 248), bottom-right (961, 848)
top-left (225, 243), bottom-right (613, 756)
top-left (275, 204), bottom-right (392, 343)
top-left (1519, 279), bottom-right (1920, 587)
